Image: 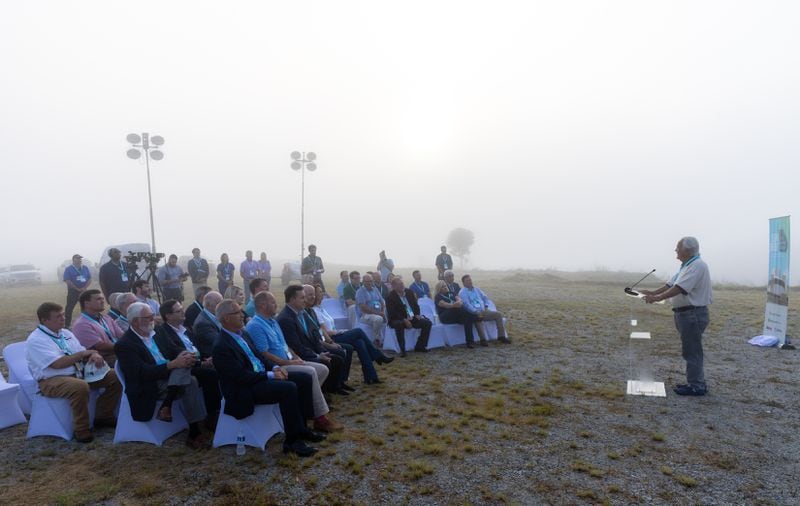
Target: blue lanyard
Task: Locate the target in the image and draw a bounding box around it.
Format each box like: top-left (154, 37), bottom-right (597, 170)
top-left (202, 309), bottom-right (221, 329)
top-left (400, 296), bottom-right (414, 317)
top-left (38, 325), bottom-right (71, 354)
top-left (225, 330), bottom-right (265, 373)
top-left (254, 316), bottom-right (292, 357)
top-left (142, 336), bottom-right (168, 365)
top-left (297, 311), bottom-right (309, 335)
top-left (81, 312), bottom-right (115, 341)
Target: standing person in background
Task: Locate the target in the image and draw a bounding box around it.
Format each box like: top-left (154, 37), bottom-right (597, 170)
top-left (257, 252), bottom-right (272, 290)
top-left (642, 236), bottom-right (713, 397)
top-left (157, 254), bottom-right (188, 301)
top-left (63, 254), bottom-right (91, 328)
top-left (435, 246), bottom-right (453, 281)
top-left (376, 250), bottom-right (395, 282)
top-left (240, 251), bottom-right (259, 304)
top-left (99, 248), bottom-right (129, 299)
top-left (301, 245), bottom-right (326, 293)
top-left (187, 248), bottom-right (210, 294)
top-left (217, 253), bottom-right (235, 296)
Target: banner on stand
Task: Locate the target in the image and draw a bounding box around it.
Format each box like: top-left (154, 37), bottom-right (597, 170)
top-left (763, 216), bottom-right (790, 345)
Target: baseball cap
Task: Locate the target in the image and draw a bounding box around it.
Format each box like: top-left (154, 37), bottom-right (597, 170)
top-left (72, 254), bottom-right (83, 260)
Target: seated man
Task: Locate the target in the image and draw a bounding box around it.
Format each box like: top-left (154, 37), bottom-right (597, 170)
top-left (157, 254), bottom-right (189, 301)
top-left (355, 274), bottom-right (387, 347)
top-left (279, 285), bottom-right (349, 396)
top-left (156, 299), bottom-right (221, 423)
top-left (443, 270), bottom-right (461, 297)
top-left (434, 280), bottom-right (484, 348)
top-left (112, 292), bottom-right (137, 332)
top-left (459, 275), bottom-right (510, 344)
top-left (311, 284), bottom-right (393, 384)
top-left (184, 285), bottom-right (212, 330)
top-left (212, 299), bottom-right (324, 456)
top-left (341, 271), bottom-right (361, 306)
top-left (72, 289), bottom-right (124, 366)
top-left (409, 270), bottom-right (431, 299)
top-left (26, 302), bottom-right (121, 443)
top-left (191, 291), bottom-right (224, 358)
top-left (115, 302), bottom-right (209, 449)
top-left (244, 277), bottom-right (269, 318)
top-left (386, 276), bottom-right (432, 356)
top-left (132, 280), bottom-right (160, 317)
top-left (246, 291), bottom-right (340, 432)
top-left (336, 270), bottom-right (349, 299)
top-left (302, 284), bottom-right (354, 391)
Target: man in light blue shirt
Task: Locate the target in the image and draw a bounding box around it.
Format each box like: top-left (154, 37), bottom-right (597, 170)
top-left (458, 275), bottom-right (509, 344)
top-left (355, 274), bottom-right (387, 346)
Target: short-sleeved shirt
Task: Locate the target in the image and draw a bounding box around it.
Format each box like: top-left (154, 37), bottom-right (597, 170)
top-left (72, 312), bottom-right (124, 349)
top-left (26, 326), bottom-right (86, 381)
top-left (157, 264), bottom-right (185, 288)
top-left (246, 315), bottom-right (292, 360)
top-left (342, 282), bottom-right (360, 301)
top-left (436, 253), bottom-right (453, 271)
top-left (99, 260), bottom-right (130, 297)
top-left (257, 260), bottom-right (272, 278)
top-left (63, 265), bottom-right (91, 289)
top-left (434, 292), bottom-right (457, 316)
top-left (356, 286), bottom-right (384, 317)
top-left (217, 263), bottom-right (235, 281)
top-left (313, 306), bottom-right (337, 331)
top-left (240, 260), bottom-right (259, 280)
top-left (188, 258), bottom-right (209, 283)
top-left (301, 256), bottom-right (324, 279)
top-left (668, 257), bottom-right (712, 308)
top-left (377, 259), bottom-right (394, 281)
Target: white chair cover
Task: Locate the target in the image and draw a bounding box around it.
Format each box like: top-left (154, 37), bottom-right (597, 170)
top-left (212, 398), bottom-right (283, 450)
top-left (0, 371), bottom-right (26, 429)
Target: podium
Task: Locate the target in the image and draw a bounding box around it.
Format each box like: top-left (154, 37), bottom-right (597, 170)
top-left (625, 292), bottom-right (666, 397)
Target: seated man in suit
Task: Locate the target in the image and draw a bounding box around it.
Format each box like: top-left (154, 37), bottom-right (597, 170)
top-left (115, 302), bottom-right (209, 449)
top-left (278, 285), bottom-right (349, 396)
top-left (191, 291), bottom-right (224, 358)
top-left (156, 299), bottom-right (221, 424)
top-left (459, 274), bottom-right (510, 344)
top-left (302, 284), bottom-right (355, 391)
top-left (72, 289), bottom-right (124, 367)
top-left (184, 285), bottom-right (212, 330)
top-left (386, 276), bottom-right (432, 357)
top-left (212, 299), bottom-right (324, 457)
top-left (26, 302), bottom-right (121, 443)
top-left (246, 291), bottom-right (341, 432)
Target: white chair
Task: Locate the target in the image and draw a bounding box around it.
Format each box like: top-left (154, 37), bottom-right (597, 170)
top-left (0, 370), bottom-right (26, 429)
top-left (3, 341), bottom-right (100, 440)
top-left (381, 324), bottom-right (446, 353)
top-left (321, 298), bottom-right (350, 330)
top-left (112, 362), bottom-right (188, 446)
top-left (212, 399), bottom-right (283, 450)
top-left (418, 298), bottom-right (439, 324)
top-left (3, 342), bottom-right (33, 414)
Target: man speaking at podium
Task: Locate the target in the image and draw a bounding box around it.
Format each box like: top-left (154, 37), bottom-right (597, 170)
top-left (641, 236), bottom-right (712, 397)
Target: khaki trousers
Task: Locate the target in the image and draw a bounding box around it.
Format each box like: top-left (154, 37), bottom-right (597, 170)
top-left (478, 310), bottom-right (506, 338)
top-left (284, 362), bottom-right (329, 418)
top-left (38, 371), bottom-right (122, 438)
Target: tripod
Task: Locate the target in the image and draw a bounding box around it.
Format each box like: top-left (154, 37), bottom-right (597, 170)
top-left (124, 253), bottom-right (166, 303)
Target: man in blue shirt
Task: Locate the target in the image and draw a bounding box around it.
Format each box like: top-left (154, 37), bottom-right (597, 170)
top-left (355, 274), bottom-right (387, 347)
top-left (458, 274), bottom-right (510, 344)
top-left (409, 270), bottom-right (431, 299)
top-left (63, 254), bottom-right (91, 328)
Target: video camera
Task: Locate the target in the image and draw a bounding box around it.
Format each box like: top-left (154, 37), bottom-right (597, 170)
top-left (124, 251), bottom-right (165, 271)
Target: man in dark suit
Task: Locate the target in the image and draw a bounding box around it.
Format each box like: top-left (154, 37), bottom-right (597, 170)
top-left (386, 276), bottom-right (432, 357)
top-left (156, 299), bottom-right (221, 422)
top-left (114, 302), bottom-right (209, 449)
top-left (184, 285), bottom-right (212, 330)
top-left (278, 285), bottom-right (348, 395)
top-left (191, 291), bottom-right (223, 358)
top-left (211, 299), bottom-right (324, 457)
top-left (302, 284), bottom-right (354, 390)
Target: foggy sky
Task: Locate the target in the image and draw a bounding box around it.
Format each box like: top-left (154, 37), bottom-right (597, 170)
top-left (1, 1), bottom-right (799, 285)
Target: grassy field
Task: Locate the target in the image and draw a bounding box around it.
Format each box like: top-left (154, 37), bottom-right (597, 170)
top-left (0, 270), bottom-right (798, 505)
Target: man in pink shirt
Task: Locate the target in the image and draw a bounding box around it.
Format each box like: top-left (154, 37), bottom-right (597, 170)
top-left (72, 289), bottom-right (124, 366)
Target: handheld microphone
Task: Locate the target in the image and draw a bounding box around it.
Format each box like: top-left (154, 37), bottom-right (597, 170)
top-left (624, 269), bottom-right (655, 296)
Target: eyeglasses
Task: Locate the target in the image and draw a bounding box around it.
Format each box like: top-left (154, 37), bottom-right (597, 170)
top-left (137, 315), bottom-right (155, 321)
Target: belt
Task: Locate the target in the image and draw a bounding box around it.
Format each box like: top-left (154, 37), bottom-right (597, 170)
top-left (672, 305), bottom-right (706, 313)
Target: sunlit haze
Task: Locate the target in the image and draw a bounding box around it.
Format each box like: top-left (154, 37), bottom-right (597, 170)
top-left (2, 1), bottom-right (798, 285)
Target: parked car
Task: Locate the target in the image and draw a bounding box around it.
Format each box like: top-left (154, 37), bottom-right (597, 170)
top-left (0, 264), bottom-right (42, 287)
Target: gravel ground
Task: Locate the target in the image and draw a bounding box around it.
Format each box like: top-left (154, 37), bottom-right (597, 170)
top-left (0, 275), bottom-right (798, 505)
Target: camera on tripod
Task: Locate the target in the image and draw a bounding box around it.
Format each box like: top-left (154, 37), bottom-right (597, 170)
top-left (124, 251), bottom-right (165, 272)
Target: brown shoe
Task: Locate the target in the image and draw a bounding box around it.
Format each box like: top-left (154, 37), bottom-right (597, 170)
top-left (75, 431), bottom-right (94, 443)
top-left (186, 433), bottom-right (211, 450)
top-left (313, 415), bottom-right (343, 433)
top-left (479, 339), bottom-right (489, 347)
top-left (156, 405), bottom-right (173, 423)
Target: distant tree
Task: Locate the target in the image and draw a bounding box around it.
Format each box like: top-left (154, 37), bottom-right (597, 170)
top-left (446, 228), bottom-right (475, 268)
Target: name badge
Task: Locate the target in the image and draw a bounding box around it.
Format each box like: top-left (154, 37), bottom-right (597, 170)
top-left (121, 273), bottom-right (129, 282)
top-left (76, 276), bottom-right (86, 283)
top-left (249, 270), bottom-right (256, 277)
top-left (372, 301), bottom-right (381, 310)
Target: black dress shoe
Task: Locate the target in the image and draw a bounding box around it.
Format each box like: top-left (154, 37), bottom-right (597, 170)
top-left (335, 388), bottom-right (350, 396)
top-left (466, 342), bottom-right (474, 349)
top-left (299, 430), bottom-right (327, 443)
top-left (341, 383), bottom-right (356, 392)
top-left (283, 440), bottom-right (318, 457)
top-left (365, 377), bottom-right (381, 385)
top-left (376, 355), bottom-right (394, 365)
top-left (400, 350), bottom-right (407, 357)
top-left (498, 337), bottom-right (511, 344)
top-left (414, 347), bottom-right (429, 353)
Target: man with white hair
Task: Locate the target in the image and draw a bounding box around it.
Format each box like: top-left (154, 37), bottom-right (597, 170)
top-left (355, 274), bottom-right (387, 347)
top-left (111, 293), bottom-right (137, 332)
top-left (642, 236), bottom-right (712, 396)
top-left (191, 290), bottom-right (224, 358)
top-left (115, 302), bottom-right (209, 448)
